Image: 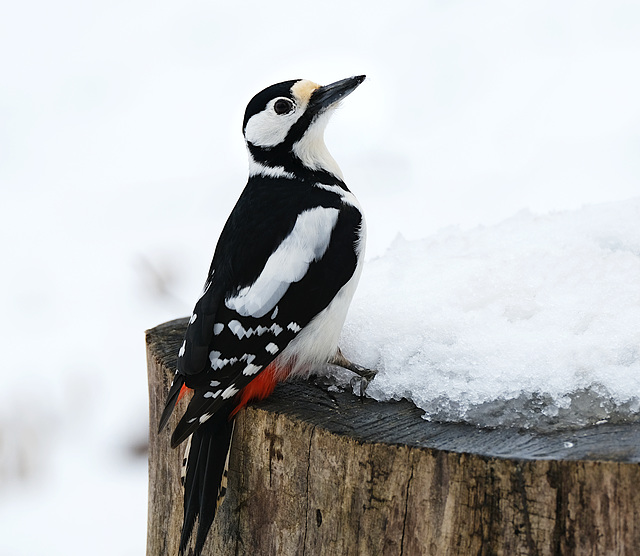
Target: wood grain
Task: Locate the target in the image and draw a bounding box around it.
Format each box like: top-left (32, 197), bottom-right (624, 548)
top-left (147, 318), bottom-right (640, 556)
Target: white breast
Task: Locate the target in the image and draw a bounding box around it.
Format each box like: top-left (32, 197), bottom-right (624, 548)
top-left (276, 213), bottom-right (366, 379)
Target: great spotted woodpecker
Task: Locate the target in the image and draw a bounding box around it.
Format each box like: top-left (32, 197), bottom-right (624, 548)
top-left (158, 75), bottom-right (372, 555)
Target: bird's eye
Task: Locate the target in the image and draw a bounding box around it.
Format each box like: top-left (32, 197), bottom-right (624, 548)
top-left (273, 98), bottom-right (294, 115)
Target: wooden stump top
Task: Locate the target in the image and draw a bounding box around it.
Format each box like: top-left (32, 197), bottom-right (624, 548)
top-left (148, 318), bottom-right (640, 464)
top-left (148, 318), bottom-right (640, 556)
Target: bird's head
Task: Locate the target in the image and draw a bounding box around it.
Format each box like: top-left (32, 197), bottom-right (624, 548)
top-left (242, 75), bottom-right (365, 181)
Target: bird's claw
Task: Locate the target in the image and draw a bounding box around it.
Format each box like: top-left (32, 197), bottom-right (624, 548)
top-left (330, 347), bottom-right (377, 397)
top-left (349, 363), bottom-right (377, 382)
top-left (350, 375), bottom-right (370, 397)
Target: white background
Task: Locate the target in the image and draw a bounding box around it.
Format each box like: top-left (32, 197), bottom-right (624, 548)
top-left (1, 1), bottom-right (639, 553)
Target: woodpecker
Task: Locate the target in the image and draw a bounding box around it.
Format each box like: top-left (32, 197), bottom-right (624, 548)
top-left (158, 75), bottom-right (372, 555)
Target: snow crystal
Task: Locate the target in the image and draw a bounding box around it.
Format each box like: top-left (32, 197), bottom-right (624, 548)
top-left (342, 199), bottom-right (640, 431)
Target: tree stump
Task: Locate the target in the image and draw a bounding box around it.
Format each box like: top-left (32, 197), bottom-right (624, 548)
top-left (147, 318), bottom-right (640, 556)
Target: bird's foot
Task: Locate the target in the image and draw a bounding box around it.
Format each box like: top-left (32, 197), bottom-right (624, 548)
top-left (328, 348), bottom-right (377, 397)
top-left (328, 348), bottom-right (378, 380)
top-left (350, 375), bottom-right (369, 397)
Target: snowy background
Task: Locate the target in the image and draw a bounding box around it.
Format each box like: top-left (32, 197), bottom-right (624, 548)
top-left (1, 1), bottom-right (640, 554)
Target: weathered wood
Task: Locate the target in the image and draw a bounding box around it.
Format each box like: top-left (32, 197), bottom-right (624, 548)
top-left (147, 318), bottom-right (640, 556)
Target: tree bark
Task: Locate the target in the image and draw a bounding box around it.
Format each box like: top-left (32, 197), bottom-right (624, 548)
top-left (147, 318), bottom-right (640, 556)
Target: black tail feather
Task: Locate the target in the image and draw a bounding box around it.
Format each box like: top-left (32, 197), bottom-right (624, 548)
top-left (179, 407), bottom-right (235, 556)
top-left (158, 373), bottom-right (185, 433)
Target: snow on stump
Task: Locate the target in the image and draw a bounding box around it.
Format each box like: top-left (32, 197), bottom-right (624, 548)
top-left (147, 318), bottom-right (640, 555)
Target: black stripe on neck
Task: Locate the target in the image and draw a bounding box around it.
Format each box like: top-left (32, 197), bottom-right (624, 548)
top-left (247, 143), bottom-right (347, 188)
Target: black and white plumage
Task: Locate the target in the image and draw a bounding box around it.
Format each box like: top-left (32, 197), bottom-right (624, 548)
top-left (158, 75), bottom-right (368, 555)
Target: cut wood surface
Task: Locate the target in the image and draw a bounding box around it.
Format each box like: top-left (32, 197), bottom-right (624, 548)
top-left (147, 318), bottom-right (640, 556)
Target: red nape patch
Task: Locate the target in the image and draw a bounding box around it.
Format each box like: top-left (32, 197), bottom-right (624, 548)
top-left (177, 383), bottom-right (193, 403)
top-left (230, 363), bottom-right (288, 418)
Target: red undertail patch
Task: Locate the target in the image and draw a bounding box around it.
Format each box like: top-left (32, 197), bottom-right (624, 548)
top-left (177, 383), bottom-right (193, 403)
top-left (230, 363), bottom-right (289, 418)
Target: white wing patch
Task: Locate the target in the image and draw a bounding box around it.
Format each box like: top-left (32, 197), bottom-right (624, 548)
top-left (226, 207), bottom-right (340, 318)
top-left (221, 385), bottom-right (240, 399)
top-left (203, 390), bottom-right (221, 399)
top-left (243, 364), bottom-right (262, 376)
top-left (265, 342), bottom-right (279, 354)
top-left (209, 350), bottom-right (238, 370)
top-left (227, 320), bottom-right (283, 339)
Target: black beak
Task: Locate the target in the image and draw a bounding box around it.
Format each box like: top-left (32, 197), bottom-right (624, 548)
top-left (309, 75), bottom-right (366, 112)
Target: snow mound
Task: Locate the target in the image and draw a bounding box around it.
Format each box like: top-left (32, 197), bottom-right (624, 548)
top-left (341, 198), bottom-right (640, 431)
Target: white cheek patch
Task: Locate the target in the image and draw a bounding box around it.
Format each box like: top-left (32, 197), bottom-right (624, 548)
top-left (245, 100), bottom-right (302, 148)
top-left (244, 80), bottom-right (319, 149)
top-left (226, 206), bottom-right (340, 318)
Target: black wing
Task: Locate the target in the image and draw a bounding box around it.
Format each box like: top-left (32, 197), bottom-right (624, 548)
top-left (167, 177), bottom-right (362, 445)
